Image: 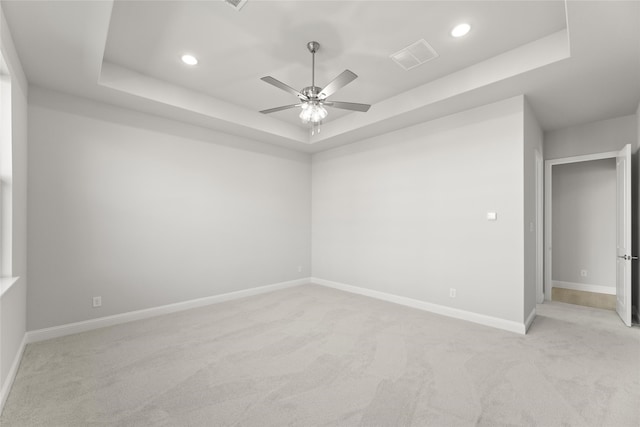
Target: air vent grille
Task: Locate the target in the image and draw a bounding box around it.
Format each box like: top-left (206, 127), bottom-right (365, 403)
top-left (224, 0), bottom-right (247, 11)
top-left (390, 39), bottom-right (439, 71)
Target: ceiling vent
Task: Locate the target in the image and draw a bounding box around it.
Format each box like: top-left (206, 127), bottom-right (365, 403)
top-left (224, 0), bottom-right (247, 11)
top-left (390, 39), bottom-right (439, 71)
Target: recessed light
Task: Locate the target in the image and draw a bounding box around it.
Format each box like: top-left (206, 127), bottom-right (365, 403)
top-left (451, 23), bottom-right (471, 38)
top-left (181, 54), bottom-right (198, 65)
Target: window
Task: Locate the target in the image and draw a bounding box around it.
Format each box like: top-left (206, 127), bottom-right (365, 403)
top-left (1, 50), bottom-right (13, 284)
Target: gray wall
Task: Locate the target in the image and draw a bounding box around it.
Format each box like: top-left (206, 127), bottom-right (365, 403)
top-left (523, 99), bottom-right (543, 321)
top-left (552, 159), bottom-right (617, 289)
top-left (0, 2), bottom-right (28, 399)
top-left (544, 114), bottom-right (637, 160)
top-left (27, 88), bottom-right (311, 330)
top-left (312, 96), bottom-right (527, 324)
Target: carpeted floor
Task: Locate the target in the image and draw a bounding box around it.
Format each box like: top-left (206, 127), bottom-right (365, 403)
top-left (2, 284), bottom-right (639, 426)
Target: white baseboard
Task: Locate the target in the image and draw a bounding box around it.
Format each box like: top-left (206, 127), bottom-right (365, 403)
top-left (311, 277), bottom-right (528, 334)
top-left (26, 278), bottom-right (310, 344)
top-left (552, 280), bottom-right (616, 295)
top-left (525, 307), bottom-right (536, 332)
top-left (0, 334), bottom-right (27, 415)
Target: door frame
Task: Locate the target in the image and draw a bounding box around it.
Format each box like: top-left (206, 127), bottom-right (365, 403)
top-left (535, 149), bottom-right (544, 303)
top-left (544, 150), bottom-right (619, 301)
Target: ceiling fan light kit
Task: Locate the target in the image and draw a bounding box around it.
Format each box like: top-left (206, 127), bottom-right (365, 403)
top-left (260, 41), bottom-right (371, 135)
top-left (299, 102), bottom-right (328, 123)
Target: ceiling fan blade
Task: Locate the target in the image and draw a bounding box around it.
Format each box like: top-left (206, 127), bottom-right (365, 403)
top-left (319, 70), bottom-right (357, 99)
top-left (259, 104), bottom-right (302, 114)
top-left (323, 101), bottom-right (371, 112)
top-left (261, 76), bottom-right (307, 100)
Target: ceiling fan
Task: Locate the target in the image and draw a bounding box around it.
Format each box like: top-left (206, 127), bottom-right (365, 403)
top-left (259, 41), bottom-right (371, 132)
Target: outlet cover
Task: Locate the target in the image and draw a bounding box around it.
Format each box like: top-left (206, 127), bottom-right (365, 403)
top-left (580, 270), bottom-right (588, 277)
top-left (449, 288), bottom-right (456, 298)
top-left (92, 296), bottom-right (102, 308)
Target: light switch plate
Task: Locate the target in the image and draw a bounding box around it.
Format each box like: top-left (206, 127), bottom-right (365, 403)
top-left (487, 212), bottom-right (497, 221)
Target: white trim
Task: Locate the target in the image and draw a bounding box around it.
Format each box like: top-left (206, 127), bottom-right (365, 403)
top-left (553, 280), bottom-right (616, 295)
top-left (0, 276), bottom-right (19, 298)
top-left (525, 307), bottom-right (537, 332)
top-left (544, 150), bottom-right (619, 302)
top-left (545, 160), bottom-right (553, 300)
top-left (535, 149), bottom-right (544, 303)
top-left (546, 151), bottom-right (618, 166)
top-left (0, 333), bottom-right (26, 415)
top-left (26, 278), bottom-right (310, 343)
top-left (311, 277), bottom-right (528, 334)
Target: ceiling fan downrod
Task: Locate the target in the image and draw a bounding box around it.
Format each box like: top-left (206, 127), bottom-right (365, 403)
top-left (258, 40), bottom-right (370, 131)
top-left (307, 41), bottom-right (320, 89)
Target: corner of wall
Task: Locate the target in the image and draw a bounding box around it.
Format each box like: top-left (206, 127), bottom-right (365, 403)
top-left (522, 96), bottom-right (543, 321)
top-left (312, 97), bottom-right (529, 325)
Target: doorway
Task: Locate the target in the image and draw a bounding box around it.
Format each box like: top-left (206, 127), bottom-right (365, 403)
top-left (544, 146), bottom-right (633, 326)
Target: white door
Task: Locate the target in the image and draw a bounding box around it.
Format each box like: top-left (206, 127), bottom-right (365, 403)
top-left (616, 144), bottom-right (632, 326)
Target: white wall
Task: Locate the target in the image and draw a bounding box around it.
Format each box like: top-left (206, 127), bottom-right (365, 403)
top-left (544, 114), bottom-right (637, 160)
top-left (523, 99), bottom-right (543, 320)
top-left (0, 2), bottom-right (28, 408)
top-left (312, 96), bottom-right (527, 324)
top-left (552, 159), bottom-right (616, 289)
top-left (27, 88), bottom-right (311, 331)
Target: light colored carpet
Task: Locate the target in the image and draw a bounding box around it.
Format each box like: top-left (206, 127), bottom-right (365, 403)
top-left (2, 284), bottom-right (639, 426)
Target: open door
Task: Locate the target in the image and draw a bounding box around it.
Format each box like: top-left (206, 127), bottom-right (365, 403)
top-left (616, 144), bottom-right (632, 326)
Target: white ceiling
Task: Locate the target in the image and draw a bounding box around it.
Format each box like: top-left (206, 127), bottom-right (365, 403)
top-left (3, 0), bottom-right (639, 152)
top-left (104, 1), bottom-right (566, 123)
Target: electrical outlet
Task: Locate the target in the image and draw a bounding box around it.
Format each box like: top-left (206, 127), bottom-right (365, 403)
top-left (580, 270), bottom-right (588, 277)
top-left (449, 288), bottom-right (456, 298)
top-left (92, 296), bottom-right (102, 308)
top-left (297, 266), bottom-right (303, 273)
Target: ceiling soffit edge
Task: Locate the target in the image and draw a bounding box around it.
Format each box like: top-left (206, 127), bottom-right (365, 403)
top-left (97, 3), bottom-right (570, 149)
top-left (312, 29), bottom-right (570, 145)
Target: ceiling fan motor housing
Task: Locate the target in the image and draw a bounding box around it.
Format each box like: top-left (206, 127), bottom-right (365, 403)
top-left (259, 40), bottom-right (370, 118)
top-left (302, 86), bottom-right (322, 100)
